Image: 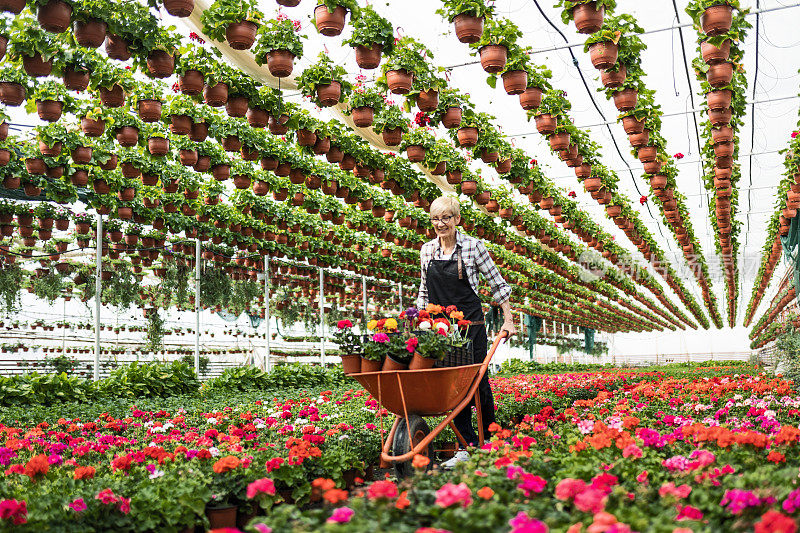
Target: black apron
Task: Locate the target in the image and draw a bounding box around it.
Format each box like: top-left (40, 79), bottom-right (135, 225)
top-left (425, 245), bottom-right (495, 444)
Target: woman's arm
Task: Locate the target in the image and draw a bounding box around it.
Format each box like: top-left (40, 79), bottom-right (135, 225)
top-left (474, 241), bottom-right (516, 335)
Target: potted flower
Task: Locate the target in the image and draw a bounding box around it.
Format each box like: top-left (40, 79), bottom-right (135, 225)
top-left (584, 23), bottom-right (622, 70)
top-left (131, 80), bottom-right (166, 123)
top-left (108, 108), bottom-right (145, 147)
top-left (200, 0), bottom-right (263, 50)
top-left (71, 0), bottom-right (108, 48)
top-left (312, 0), bottom-right (360, 37)
top-left (486, 44), bottom-right (528, 96)
top-left (436, 0), bottom-right (496, 44)
top-left (555, 0), bottom-right (617, 33)
top-left (89, 60), bottom-right (136, 108)
top-left (470, 18), bottom-right (523, 74)
top-left (429, 88), bottom-right (471, 129)
top-left (27, 80), bottom-right (73, 122)
top-left (253, 15), bottom-right (304, 78)
top-left (0, 65), bottom-right (29, 106)
top-left (372, 106), bottom-right (409, 147)
top-left (685, 0), bottom-right (741, 36)
top-left (518, 63), bottom-right (553, 110)
top-left (296, 53), bottom-right (352, 107)
top-left (531, 90), bottom-right (570, 135)
top-left (379, 36), bottom-right (431, 95)
top-left (342, 5), bottom-right (394, 69)
top-left (400, 127), bottom-right (435, 163)
top-left (175, 46), bottom-right (219, 96)
top-left (345, 84), bottom-right (385, 128)
top-left (131, 26), bottom-right (182, 79)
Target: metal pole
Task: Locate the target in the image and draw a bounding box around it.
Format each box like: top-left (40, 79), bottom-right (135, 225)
top-left (194, 238), bottom-right (201, 377)
top-left (398, 282), bottom-right (403, 313)
top-left (362, 275), bottom-right (367, 320)
top-left (264, 259), bottom-right (270, 371)
top-left (93, 214), bottom-right (102, 381)
top-left (319, 267), bottom-right (325, 366)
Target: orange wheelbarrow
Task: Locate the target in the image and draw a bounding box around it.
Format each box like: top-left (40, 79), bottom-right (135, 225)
top-left (351, 331), bottom-right (508, 477)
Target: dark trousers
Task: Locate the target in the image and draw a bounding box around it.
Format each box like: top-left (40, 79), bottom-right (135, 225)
top-left (452, 326), bottom-right (496, 447)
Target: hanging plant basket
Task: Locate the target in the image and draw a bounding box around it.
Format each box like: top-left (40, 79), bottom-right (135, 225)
top-left (178, 70), bottom-right (204, 95)
top-left (36, 100), bottom-right (63, 122)
top-left (711, 125), bottom-right (734, 144)
top-left (708, 107), bottom-right (732, 127)
top-left (502, 70), bottom-right (528, 95)
top-left (226, 20), bottom-right (258, 50)
top-left (519, 87), bottom-right (543, 110)
top-left (707, 62), bottom-right (733, 87)
top-left (701, 39), bottom-right (731, 64)
top-left (226, 96), bottom-right (248, 117)
top-left (99, 84), bottom-right (125, 107)
top-left (589, 41), bottom-right (618, 70)
top-left (316, 81), bottom-right (342, 107)
top-left (478, 45), bottom-right (507, 74)
top-left (105, 34), bottom-right (131, 60)
top-left (74, 18), bottom-right (108, 48)
top-left (417, 89), bottom-right (439, 112)
top-left (147, 137), bottom-right (169, 156)
top-left (453, 13), bottom-right (484, 43)
top-left (116, 126), bottom-right (139, 146)
top-left (164, 0), bottom-right (194, 17)
top-left (22, 53), bottom-right (53, 77)
top-left (266, 49), bottom-right (295, 78)
top-left (456, 127), bottom-right (478, 147)
top-left (549, 132), bottom-right (571, 151)
top-left (314, 5), bottom-right (347, 36)
top-left (534, 113), bottom-right (557, 135)
top-left (138, 99), bottom-right (162, 122)
top-left (355, 44), bottom-right (382, 69)
top-left (0, 0), bottom-right (25, 14)
top-left (146, 50), bottom-right (175, 78)
top-left (573, 2), bottom-right (605, 33)
top-left (38, 0), bottom-right (72, 33)
top-left (351, 106), bottom-right (374, 127)
top-left (0, 82), bottom-right (24, 106)
top-left (385, 69), bottom-right (413, 94)
top-left (701, 4), bottom-right (733, 36)
top-left (628, 130), bottom-right (649, 147)
top-left (381, 127), bottom-right (402, 146)
top-left (612, 88), bottom-right (637, 111)
top-left (442, 107), bottom-right (462, 129)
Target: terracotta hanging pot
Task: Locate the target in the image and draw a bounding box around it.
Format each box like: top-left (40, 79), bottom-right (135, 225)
top-left (642, 160), bottom-right (662, 175)
top-left (164, 0), bottom-right (194, 17)
top-left (589, 41), bottom-right (618, 69)
top-left (481, 149), bottom-right (499, 163)
top-left (714, 166), bottom-right (732, 180)
top-left (708, 107), bottom-right (732, 127)
top-left (701, 39), bottom-right (731, 64)
top-left (190, 122), bottom-right (209, 141)
top-left (502, 70), bottom-right (528, 95)
top-left (549, 132), bottom-right (571, 151)
top-left (74, 18), bottom-right (107, 48)
top-left (266, 49), bottom-right (295, 78)
top-left (621, 115), bottom-right (645, 135)
top-left (246, 107), bottom-right (268, 129)
top-left (146, 50), bottom-right (175, 78)
top-left (81, 117), bottom-right (105, 136)
top-left (0, 0), bottom-right (25, 14)
top-left (650, 174), bottom-right (668, 190)
top-left (456, 126), bottom-right (478, 147)
top-left (105, 34), bottom-right (131, 60)
top-left (99, 84), bottom-right (124, 107)
top-left (169, 114), bottom-right (192, 135)
top-left (316, 81), bottom-right (342, 106)
top-left (212, 165), bottom-right (230, 181)
top-left (479, 44), bottom-right (507, 74)
top-left (706, 89), bottom-right (732, 110)
top-left (713, 142), bottom-right (734, 158)
top-left (628, 130), bottom-right (649, 147)
top-left (0, 82), bottom-right (24, 106)
top-left (115, 126), bottom-right (139, 146)
top-left (194, 155), bottom-right (211, 172)
top-left (430, 161), bottom-right (446, 175)
top-left (225, 96), bottom-right (248, 117)
top-left (225, 20), bottom-right (258, 50)
top-left (179, 69), bottom-right (204, 95)
top-left (716, 155), bottom-right (733, 168)
top-left (355, 43), bottom-right (382, 69)
top-left (71, 146), bottom-right (93, 163)
top-left (575, 163), bottom-right (592, 179)
top-left (63, 67), bottom-right (90, 90)
top-left (314, 5), bottom-right (347, 36)
top-left (701, 4), bottom-right (733, 36)
top-left (351, 106), bottom-right (374, 127)
top-left (707, 62), bottom-right (734, 87)
top-left (583, 176), bottom-right (602, 192)
top-left (442, 107), bottom-right (462, 129)
top-left (38, 0), bottom-right (72, 33)
top-left (613, 88), bottom-right (637, 111)
top-left (232, 175), bottom-right (252, 189)
top-left (519, 87), bottom-right (543, 110)
top-left (405, 145), bottom-right (426, 163)
top-left (572, 1), bottom-right (604, 33)
top-left (606, 204), bottom-right (623, 218)
top-left (22, 53), bottom-right (53, 77)
top-left (36, 100), bottom-right (63, 122)
top-left (637, 146), bottom-right (658, 163)
top-left (385, 69), bottom-right (414, 94)
top-left (179, 149), bottom-right (198, 166)
top-left (453, 13), bottom-right (483, 43)
top-left (711, 126), bottom-right (734, 144)
top-left (417, 89), bottom-right (439, 112)
top-left (148, 137), bottom-right (169, 156)
top-left (204, 82), bottom-right (229, 106)
top-left (534, 113), bottom-right (557, 135)
top-left (137, 99), bottom-right (162, 122)
top-left (446, 170), bottom-right (462, 184)
top-left (296, 128), bottom-right (317, 147)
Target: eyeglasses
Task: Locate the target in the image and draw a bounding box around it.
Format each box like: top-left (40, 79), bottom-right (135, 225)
top-left (430, 215), bottom-right (454, 225)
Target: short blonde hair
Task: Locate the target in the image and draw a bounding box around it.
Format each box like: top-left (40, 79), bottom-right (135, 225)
top-left (429, 196), bottom-right (460, 218)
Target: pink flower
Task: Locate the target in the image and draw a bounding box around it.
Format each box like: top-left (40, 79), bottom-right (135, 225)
top-left (367, 480), bottom-right (398, 500)
top-left (118, 497), bottom-right (130, 514)
top-left (792, 131), bottom-right (799, 139)
top-left (254, 525), bottom-right (273, 533)
top-left (95, 489), bottom-right (118, 505)
top-left (406, 336), bottom-right (418, 353)
top-left (574, 488), bottom-right (607, 514)
top-left (720, 489), bottom-right (762, 515)
top-left (636, 471), bottom-right (648, 484)
top-left (782, 487), bottom-right (800, 513)
top-left (676, 504), bottom-right (703, 521)
top-left (337, 320), bottom-right (353, 329)
top-left (659, 482), bottom-right (691, 499)
top-left (372, 333), bottom-right (390, 343)
top-left (0, 499), bottom-right (27, 525)
top-left (555, 478), bottom-right (587, 500)
top-left (622, 444), bottom-right (642, 458)
top-left (327, 507), bottom-right (354, 523)
top-left (247, 478), bottom-right (277, 499)
top-left (435, 482), bottom-right (473, 508)
top-left (69, 498), bottom-right (87, 513)
top-left (509, 511), bottom-right (548, 532)
top-left (517, 473), bottom-right (547, 497)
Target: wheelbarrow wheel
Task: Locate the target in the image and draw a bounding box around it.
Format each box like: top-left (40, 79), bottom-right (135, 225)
top-left (392, 415), bottom-right (433, 478)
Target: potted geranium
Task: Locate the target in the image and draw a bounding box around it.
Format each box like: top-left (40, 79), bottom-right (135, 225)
top-left (200, 0), bottom-right (263, 50)
top-left (0, 65), bottom-right (29, 106)
top-left (345, 84), bottom-right (385, 128)
top-left (71, 0), bottom-right (108, 48)
top-left (400, 127), bottom-right (435, 163)
top-left (89, 60), bottom-right (136, 108)
top-left (519, 63), bottom-right (553, 110)
top-left (555, 0), bottom-right (617, 33)
top-left (379, 37), bottom-right (431, 95)
top-left (436, 0), bottom-right (495, 44)
top-left (131, 80), bottom-right (166, 123)
top-left (372, 106), bottom-right (409, 147)
top-left (27, 80), bottom-right (73, 122)
top-left (312, 0), bottom-right (360, 37)
top-left (686, 0), bottom-right (741, 36)
top-left (470, 18), bottom-right (523, 74)
top-left (7, 18), bottom-right (59, 77)
top-left (429, 88), bottom-right (471, 129)
top-left (296, 53), bottom-right (352, 107)
top-left (333, 319), bottom-right (361, 374)
top-left (253, 15), bottom-right (304, 78)
top-left (342, 5), bottom-right (394, 70)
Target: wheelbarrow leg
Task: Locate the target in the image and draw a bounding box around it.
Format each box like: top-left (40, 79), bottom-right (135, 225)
top-left (474, 390), bottom-right (485, 446)
top-left (448, 421), bottom-right (468, 449)
top-left (380, 417), bottom-right (401, 469)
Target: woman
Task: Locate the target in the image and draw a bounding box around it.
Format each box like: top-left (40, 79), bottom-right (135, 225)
top-left (417, 196), bottom-right (517, 468)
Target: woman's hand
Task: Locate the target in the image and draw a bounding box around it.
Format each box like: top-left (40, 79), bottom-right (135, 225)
top-left (500, 319), bottom-right (517, 337)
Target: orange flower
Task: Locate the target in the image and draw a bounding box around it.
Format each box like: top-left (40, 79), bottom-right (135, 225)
top-left (24, 454), bottom-right (49, 480)
top-left (323, 488), bottom-right (349, 504)
top-left (426, 304), bottom-right (443, 315)
top-left (488, 422), bottom-right (502, 433)
top-left (312, 478), bottom-right (336, 491)
top-left (767, 451), bottom-right (786, 463)
top-left (212, 455), bottom-right (241, 474)
top-left (412, 455), bottom-right (430, 469)
top-left (74, 466), bottom-right (95, 480)
top-left (477, 486), bottom-right (494, 500)
top-left (449, 310), bottom-right (464, 321)
top-left (395, 490), bottom-right (410, 509)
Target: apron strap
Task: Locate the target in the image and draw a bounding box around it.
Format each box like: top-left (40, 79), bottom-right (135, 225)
top-left (457, 248), bottom-right (463, 280)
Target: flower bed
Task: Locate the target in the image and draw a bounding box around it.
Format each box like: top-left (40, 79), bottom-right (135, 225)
top-left (3, 363), bottom-right (800, 532)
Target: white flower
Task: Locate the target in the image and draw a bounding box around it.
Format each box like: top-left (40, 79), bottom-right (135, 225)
top-left (208, 447), bottom-right (220, 457)
top-left (339, 435), bottom-right (350, 440)
top-left (207, 417), bottom-right (217, 425)
top-left (435, 322), bottom-right (448, 333)
top-left (149, 469), bottom-right (165, 479)
top-left (419, 321), bottom-right (431, 330)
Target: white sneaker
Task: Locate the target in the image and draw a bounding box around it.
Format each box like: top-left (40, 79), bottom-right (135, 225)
top-left (440, 450), bottom-right (470, 469)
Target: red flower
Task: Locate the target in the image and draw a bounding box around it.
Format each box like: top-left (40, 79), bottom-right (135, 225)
top-left (639, 195), bottom-right (648, 205)
top-left (212, 455), bottom-right (241, 474)
top-left (792, 131), bottom-right (799, 139)
top-left (74, 466), bottom-right (95, 480)
top-left (0, 499), bottom-right (27, 525)
top-left (674, 152), bottom-right (684, 159)
top-left (367, 480), bottom-right (398, 500)
top-left (755, 510), bottom-right (797, 533)
top-left (23, 454), bottom-right (49, 480)
top-left (568, 191), bottom-right (577, 198)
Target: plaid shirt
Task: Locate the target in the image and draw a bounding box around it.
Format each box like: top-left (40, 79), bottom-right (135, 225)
top-left (417, 230), bottom-right (512, 308)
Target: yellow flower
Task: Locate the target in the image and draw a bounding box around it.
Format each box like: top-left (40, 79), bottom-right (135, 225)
top-left (385, 318), bottom-right (398, 331)
top-left (367, 320), bottom-right (378, 331)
